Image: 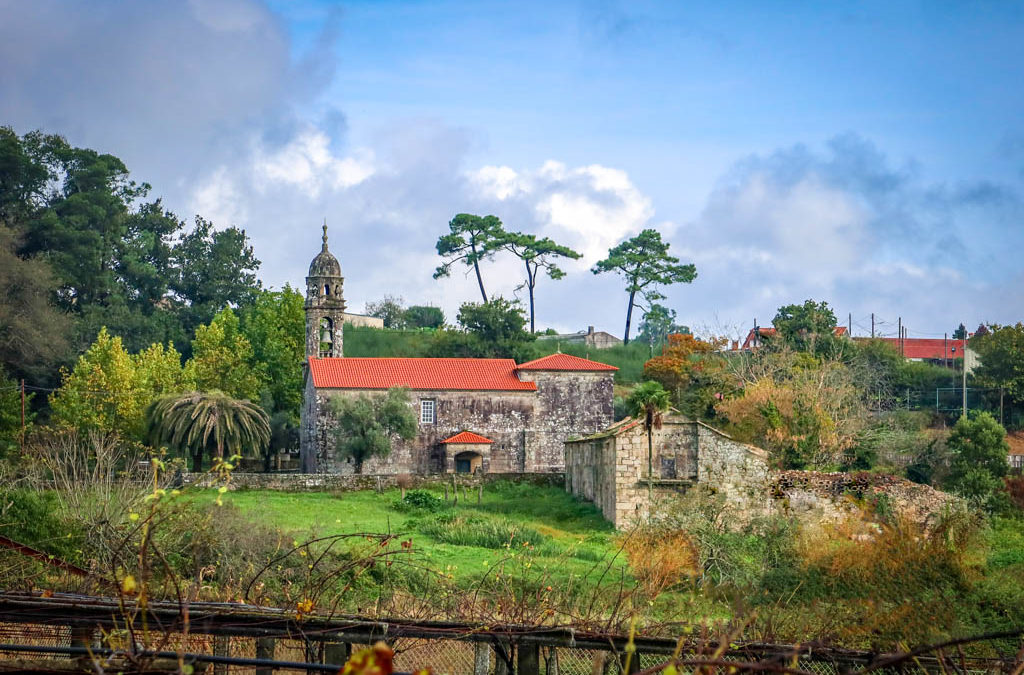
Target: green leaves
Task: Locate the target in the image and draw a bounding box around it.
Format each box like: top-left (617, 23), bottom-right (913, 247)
top-left (433, 213), bottom-right (506, 302)
top-left (145, 390), bottom-right (271, 471)
top-left (626, 380), bottom-right (673, 427)
top-left (591, 229), bottom-right (696, 344)
top-left (328, 387), bottom-right (418, 473)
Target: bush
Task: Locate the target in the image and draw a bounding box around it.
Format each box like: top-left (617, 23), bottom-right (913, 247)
top-left (622, 528), bottom-right (698, 598)
top-left (393, 489), bottom-right (447, 512)
top-left (0, 488), bottom-right (79, 560)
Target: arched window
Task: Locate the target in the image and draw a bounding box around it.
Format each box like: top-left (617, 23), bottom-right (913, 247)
top-left (324, 284), bottom-right (331, 296)
top-left (318, 317), bottom-right (334, 357)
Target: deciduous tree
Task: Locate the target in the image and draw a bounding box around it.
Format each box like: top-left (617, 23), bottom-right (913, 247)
top-left (185, 309), bottom-right (264, 401)
top-left (945, 412), bottom-right (1010, 510)
top-left (591, 229), bottom-right (696, 345)
top-left (239, 286), bottom-right (305, 420)
top-left (365, 295), bottom-right (407, 329)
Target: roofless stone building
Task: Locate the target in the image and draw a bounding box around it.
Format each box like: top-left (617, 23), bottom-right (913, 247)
top-left (299, 227), bottom-right (617, 475)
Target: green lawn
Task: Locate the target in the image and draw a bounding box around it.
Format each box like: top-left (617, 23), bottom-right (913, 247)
top-left (188, 481), bottom-right (627, 589)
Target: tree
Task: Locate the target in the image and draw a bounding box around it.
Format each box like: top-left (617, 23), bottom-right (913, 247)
top-left (971, 323), bottom-right (1024, 411)
top-left (0, 225), bottom-right (70, 378)
top-left (431, 298), bottom-right (536, 359)
top-left (266, 410), bottom-right (300, 472)
top-left (239, 286), bottom-right (305, 421)
top-left (146, 391), bottom-right (270, 471)
top-left (328, 387), bottom-right (417, 474)
top-left (365, 295), bottom-right (407, 329)
top-left (945, 412), bottom-right (1010, 510)
top-left (591, 229), bottom-right (696, 345)
top-left (171, 216), bottom-right (262, 336)
top-left (638, 303), bottom-right (686, 355)
top-left (627, 380), bottom-right (672, 501)
top-left (404, 305), bottom-right (445, 330)
top-left (771, 299), bottom-right (840, 354)
top-left (433, 213), bottom-right (506, 302)
top-left (492, 231), bottom-right (581, 333)
top-left (953, 323), bottom-right (968, 340)
top-left (50, 328), bottom-right (191, 439)
top-left (185, 309), bottom-right (264, 401)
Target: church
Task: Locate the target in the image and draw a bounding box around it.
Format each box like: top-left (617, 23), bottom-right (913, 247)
top-left (299, 226), bottom-right (617, 475)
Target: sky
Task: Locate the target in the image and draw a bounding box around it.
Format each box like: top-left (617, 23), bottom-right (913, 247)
top-left (2, 0), bottom-right (1023, 341)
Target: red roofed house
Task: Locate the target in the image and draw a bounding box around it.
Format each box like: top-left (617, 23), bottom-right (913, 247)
top-left (737, 326), bottom-right (848, 351)
top-left (299, 231), bottom-right (616, 475)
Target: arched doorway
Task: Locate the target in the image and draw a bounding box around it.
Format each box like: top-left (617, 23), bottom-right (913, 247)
top-left (454, 451), bottom-right (483, 474)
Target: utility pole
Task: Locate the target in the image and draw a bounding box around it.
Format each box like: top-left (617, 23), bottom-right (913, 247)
top-left (20, 379), bottom-right (25, 451)
top-left (848, 312), bottom-right (852, 336)
top-left (944, 333), bottom-right (948, 369)
top-left (897, 317), bottom-right (902, 356)
top-left (871, 313), bottom-right (875, 338)
top-left (962, 328), bottom-right (968, 418)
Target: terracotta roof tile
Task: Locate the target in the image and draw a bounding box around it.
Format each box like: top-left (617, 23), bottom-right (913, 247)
top-left (877, 338), bottom-right (966, 360)
top-left (309, 358), bottom-right (537, 391)
top-left (516, 353), bottom-right (618, 371)
top-left (441, 431), bottom-right (494, 444)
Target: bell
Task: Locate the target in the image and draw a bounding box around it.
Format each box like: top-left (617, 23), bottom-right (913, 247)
top-left (320, 328), bottom-right (332, 342)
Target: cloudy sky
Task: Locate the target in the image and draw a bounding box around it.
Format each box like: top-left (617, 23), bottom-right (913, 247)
top-left (3, 0), bottom-right (1023, 340)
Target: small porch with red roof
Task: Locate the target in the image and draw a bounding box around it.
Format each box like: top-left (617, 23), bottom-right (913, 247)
top-left (441, 431), bottom-right (494, 474)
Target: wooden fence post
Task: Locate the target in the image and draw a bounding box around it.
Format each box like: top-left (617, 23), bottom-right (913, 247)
top-left (474, 641), bottom-right (490, 675)
top-left (325, 641), bottom-right (351, 666)
top-left (212, 635), bottom-right (230, 675)
top-left (255, 637), bottom-right (276, 675)
top-left (545, 646), bottom-right (559, 675)
top-left (519, 643), bottom-right (540, 675)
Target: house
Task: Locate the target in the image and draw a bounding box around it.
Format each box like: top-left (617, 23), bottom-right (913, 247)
top-left (537, 326), bottom-right (623, 349)
top-left (564, 413), bottom-right (770, 528)
top-left (298, 226), bottom-right (617, 475)
top-left (736, 326), bottom-right (849, 351)
top-left (871, 337), bottom-right (978, 371)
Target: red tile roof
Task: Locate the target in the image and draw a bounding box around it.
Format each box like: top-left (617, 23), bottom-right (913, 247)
top-left (877, 338), bottom-right (966, 360)
top-left (308, 358), bottom-right (537, 391)
top-left (441, 431), bottom-right (494, 444)
top-left (739, 326), bottom-right (848, 350)
top-left (516, 353), bottom-right (618, 371)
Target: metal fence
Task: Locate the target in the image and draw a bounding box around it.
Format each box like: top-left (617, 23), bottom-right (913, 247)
top-left (0, 593), bottom-right (1016, 674)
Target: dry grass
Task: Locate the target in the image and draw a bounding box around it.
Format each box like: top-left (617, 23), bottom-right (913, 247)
top-left (621, 528), bottom-right (698, 599)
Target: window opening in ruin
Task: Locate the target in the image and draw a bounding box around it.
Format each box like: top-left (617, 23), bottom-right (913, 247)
top-left (420, 399), bottom-right (436, 424)
top-left (318, 317), bottom-right (334, 357)
top-left (660, 456), bottom-right (677, 479)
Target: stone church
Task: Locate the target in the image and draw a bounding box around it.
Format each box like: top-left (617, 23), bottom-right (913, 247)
top-left (299, 226), bottom-right (617, 475)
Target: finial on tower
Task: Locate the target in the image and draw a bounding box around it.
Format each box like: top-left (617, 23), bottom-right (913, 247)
top-left (321, 219), bottom-right (329, 251)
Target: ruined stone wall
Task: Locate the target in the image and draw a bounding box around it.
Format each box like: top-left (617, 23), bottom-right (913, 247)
top-left (309, 388), bottom-right (537, 474)
top-left (565, 418), bottom-right (771, 529)
top-left (522, 371), bottom-right (614, 472)
top-left (770, 471), bottom-right (954, 526)
top-left (695, 424), bottom-right (772, 516)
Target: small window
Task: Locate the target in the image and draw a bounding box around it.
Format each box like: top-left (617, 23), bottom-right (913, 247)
top-left (420, 399), bottom-right (435, 424)
top-left (324, 284), bottom-right (330, 296)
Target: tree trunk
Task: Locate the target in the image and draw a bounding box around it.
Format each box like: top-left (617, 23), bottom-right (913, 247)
top-left (647, 424), bottom-right (654, 504)
top-left (354, 458), bottom-right (364, 475)
top-left (624, 289), bottom-right (637, 344)
top-left (471, 243), bottom-right (488, 303)
top-left (526, 261), bottom-right (536, 334)
top-left (192, 449), bottom-right (204, 472)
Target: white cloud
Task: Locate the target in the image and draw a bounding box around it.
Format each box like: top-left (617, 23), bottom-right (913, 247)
top-left (253, 128), bottom-right (374, 197)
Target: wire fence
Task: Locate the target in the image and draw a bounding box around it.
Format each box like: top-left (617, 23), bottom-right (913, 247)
top-left (0, 593), bottom-right (1017, 674)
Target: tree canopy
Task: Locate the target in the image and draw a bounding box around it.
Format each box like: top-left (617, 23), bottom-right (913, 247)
top-left (433, 213), bottom-right (506, 302)
top-left (492, 231), bottom-right (581, 333)
top-left (591, 229), bottom-right (696, 344)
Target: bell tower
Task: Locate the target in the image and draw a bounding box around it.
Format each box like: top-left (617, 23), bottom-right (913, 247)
top-left (305, 221), bottom-right (345, 358)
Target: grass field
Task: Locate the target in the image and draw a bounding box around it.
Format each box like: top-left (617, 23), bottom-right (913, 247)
top-left (189, 481), bottom-right (628, 589)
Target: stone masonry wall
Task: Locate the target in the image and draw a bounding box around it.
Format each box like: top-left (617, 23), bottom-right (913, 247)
top-left (565, 417), bottom-right (771, 529)
top-left (184, 471), bottom-right (564, 492)
top-left (306, 387), bottom-right (536, 474)
top-left (522, 371), bottom-right (615, 472)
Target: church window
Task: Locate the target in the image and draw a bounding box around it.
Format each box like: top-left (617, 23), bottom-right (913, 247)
top-left (420, 399), bottom-right (436, 424)
top-left (324, 284), bottom-right (330, 296)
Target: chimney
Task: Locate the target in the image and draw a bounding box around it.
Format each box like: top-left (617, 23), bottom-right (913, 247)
top-left (587, 326), bottom-right (595, 335)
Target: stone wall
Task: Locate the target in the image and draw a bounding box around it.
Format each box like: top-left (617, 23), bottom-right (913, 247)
top-left (565, 416), bottom-right (769, 529)
top-left (523, 371), bottom-right (615, 472)
top-left (183, 471), bottom-right (564, 492)
top-left (770, 470), bottom-right (954, 526)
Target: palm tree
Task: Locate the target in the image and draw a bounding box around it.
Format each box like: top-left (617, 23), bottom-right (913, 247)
top-left (146, 391), bottom-right (271, 471)
top-left (626, 380), bottom-right (672, 501)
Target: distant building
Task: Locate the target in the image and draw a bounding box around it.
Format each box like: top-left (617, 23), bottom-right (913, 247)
top-left (537, 326), bottom-right (623, 349)
top-left (735, 326), bottom-right (849, 351)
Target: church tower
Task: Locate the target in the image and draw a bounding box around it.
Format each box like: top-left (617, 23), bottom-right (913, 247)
top-left (305, 222), bottom-right (345, 358)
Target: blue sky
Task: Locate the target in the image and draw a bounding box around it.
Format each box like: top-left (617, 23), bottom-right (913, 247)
top-left (2, 0), bottom-right (1023, 340)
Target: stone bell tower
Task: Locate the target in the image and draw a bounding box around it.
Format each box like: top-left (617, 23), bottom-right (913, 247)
top-left (305, 221), bottom-right (345, 358)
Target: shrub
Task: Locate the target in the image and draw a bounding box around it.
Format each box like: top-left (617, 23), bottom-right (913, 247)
top-left (393, 489), bottom-right (447, 512)
top-left (0, 488), bottom-right (79, 560)
top-left (622, 528), bottom-right (697, 598)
